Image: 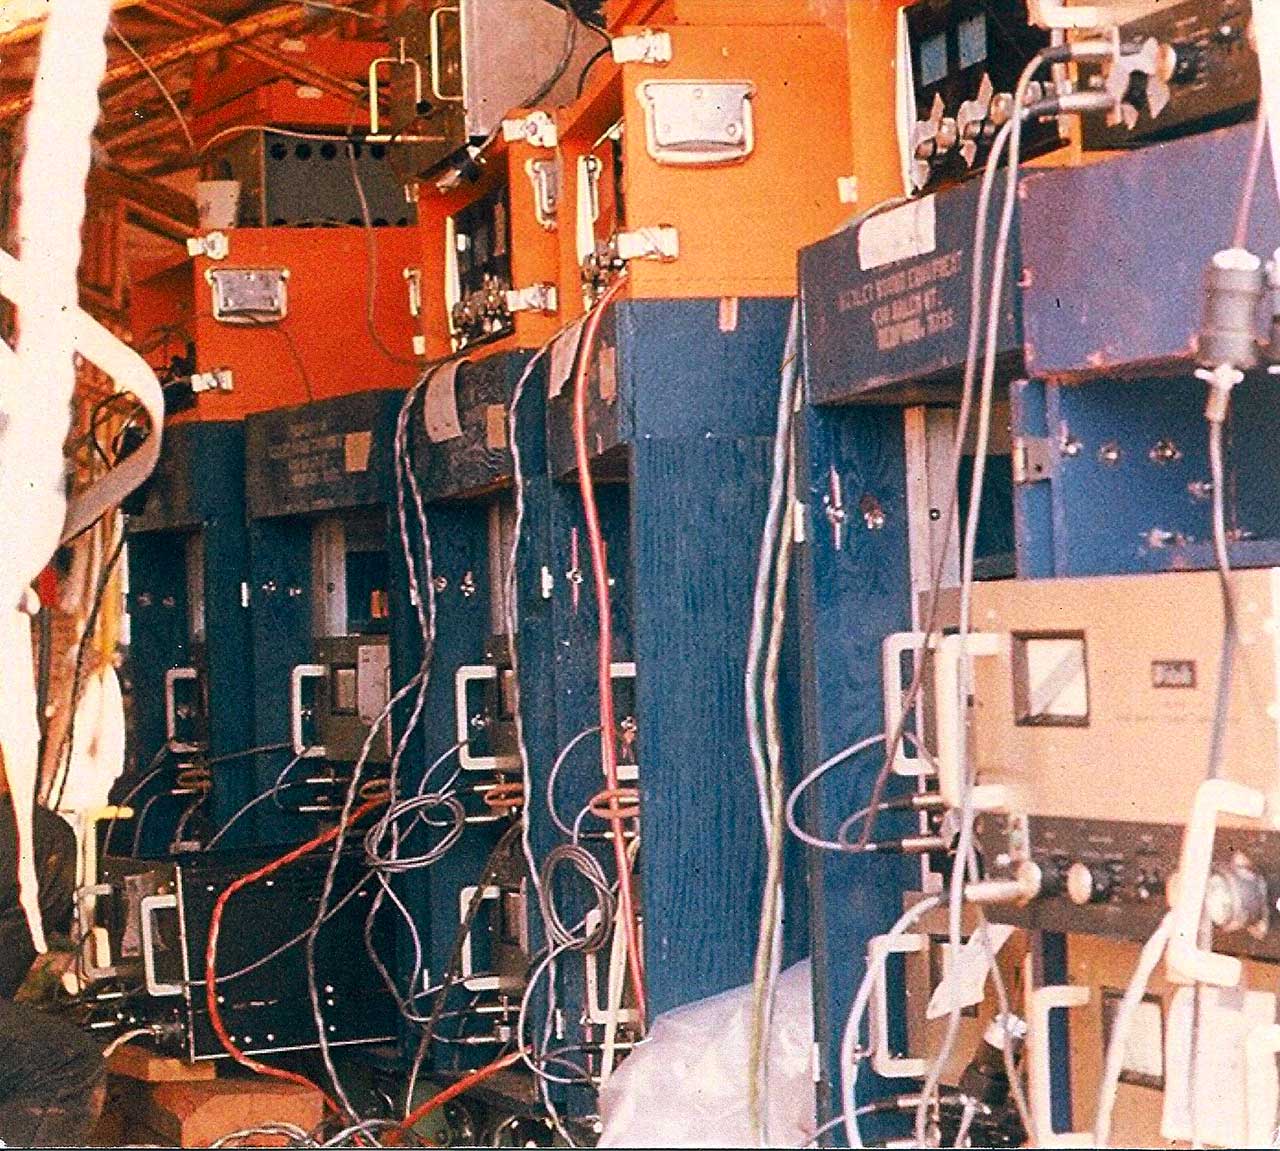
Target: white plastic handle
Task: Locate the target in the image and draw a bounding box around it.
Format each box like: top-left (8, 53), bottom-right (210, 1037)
top-left (1246, 1022), bottom-right (1280, 1147)
top-left (164, 666), bottom-right (201, 752)
top-left (868, 931), bottom-right (929, 1077)
top-left (458, 884), bottom-right (501, 991)
top-left (290, 664), bottom-right (328, 759)
top-left (882, 632), bottom-right (931, 777)
top-left (932, 632), bottom-right (1012, 812)
top-left (428, 6), bottom-right (464, 103)
top-left (139, 892), bottom-right (181, 998)
top-left (1027, 978), bottom-right (1093, 1147)
top-left (1166, 777), bottom-right (1266, 987)
top-left (0, 249), bottom-right (164, 545)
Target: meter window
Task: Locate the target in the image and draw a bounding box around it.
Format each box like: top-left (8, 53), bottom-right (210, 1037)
top-left (1013, 632), bottom-right (1089, 726)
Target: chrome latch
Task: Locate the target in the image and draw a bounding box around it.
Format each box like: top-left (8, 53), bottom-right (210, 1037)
top-left (187, 230), bottom-right (230, 261)
top-left (191, 368), bottom-right (234, 394)
top-left (616, 227), bottom-right (679, 262)
top-left (503, 110), bottom-right (558, 149)
top-left (611, 29), bottom-right (672, 65)
top-left (505, 283), bottom-right (558, 315)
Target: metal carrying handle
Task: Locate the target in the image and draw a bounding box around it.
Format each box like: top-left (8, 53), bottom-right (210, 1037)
top-left (290, 664), bottom-right (328, 759)
top-left (164, 666), bottom-right (200, 753)
top-left (455, 664), bottom-right (514, 772)
top-left (0, 249), bottom-right (164, 545)
top-left (428, 6), bottom-right (464, 104)
top-left (368, 51), bottom-right (423, 137)
top-left (1027, 973), bottom-right (1093, 1146)
top-left (74, 883), bottom-right (118, 982)
top-left (932, 632), bottom-right (1014, 812)
top-left (139, 892), bottom-right (181, 998)
top-left (458, 884), bottom-right (501, 991)
top-left (1166, 777), bottom-right (1265, 987)
top-left (868, 931), bottom-right (929, 1077)
top-left (576, 155), bottom-right (602, 269)
top-left (584, 906), bottom-right (642, 1025)
top-left (882, 631), bottom-right (931, 777)
top-left (611, 661), bottom-right (639, 782)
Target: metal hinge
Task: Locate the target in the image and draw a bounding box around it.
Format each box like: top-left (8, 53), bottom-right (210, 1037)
top-left (186, 231), bottom-right (229, 261)
top-left (793, 498), bottom-right (808, 545)
top-left (502, 110), bottom-right (558, 148)
top-left (505, 283), bottom-right (558, 315)
top-left (611, 28), bottom-right (673, 65)
top-left (616, 226), bottom-right (679, 262)
top-left (1012, 435), bottom-right (1053, 485)
top-left (191, 368), bottom-right (234, 394)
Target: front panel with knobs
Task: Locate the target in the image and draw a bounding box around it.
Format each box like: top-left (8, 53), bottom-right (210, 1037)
top-left (973, 813), bottom-right (1280, 960)
top-left (1078, 0), bottom-right (1259, 151)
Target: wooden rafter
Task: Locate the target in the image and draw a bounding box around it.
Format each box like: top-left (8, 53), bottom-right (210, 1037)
top-left (0, 0), bottom-right (370, 123)
top-left (135, 0), bottom-right (365, 106)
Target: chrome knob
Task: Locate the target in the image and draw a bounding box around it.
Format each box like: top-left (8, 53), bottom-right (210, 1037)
top-left (1067, 862), bottom-right (1110, 905)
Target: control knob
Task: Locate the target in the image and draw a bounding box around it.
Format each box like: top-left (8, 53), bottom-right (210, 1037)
top-left (1066, 862), bottom-right (1112, 905)
top-left (1205, 857), bottom-right (1269, 935)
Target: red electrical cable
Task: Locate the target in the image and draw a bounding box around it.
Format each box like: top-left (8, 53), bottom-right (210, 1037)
top-left (572, 276), bottom-right (647, 1023)
top-left (388, 1049), bottom-right (525, 1145)
top-left (204, 796), bottom-right (387, 1114)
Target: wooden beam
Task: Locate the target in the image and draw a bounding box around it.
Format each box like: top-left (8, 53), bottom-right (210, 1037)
top-left (100, 108), bottom-right (189, 158)
top-left (0, 0), bottom-right (143, 50)
top-left (135, 0), bottom-right (365, 106)
top-left (87, 164), bottom-right (198, 234)
top-left (0, 0), bottom-right (369, 122)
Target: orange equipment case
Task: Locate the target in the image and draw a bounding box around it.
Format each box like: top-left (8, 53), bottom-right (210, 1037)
top-left (416, 115), bottom-right (564, 361)
top-left (605, 1), bottom-right (848, 30)
top-left (188, 36), bottom-right (385, 138)
top-left (554, 16), bottom-right (856, 316)
top-left (131, 225), bottom-right (422, 423)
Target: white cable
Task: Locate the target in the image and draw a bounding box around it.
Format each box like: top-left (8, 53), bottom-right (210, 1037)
top-left (600, 833), bottom-right (641, 1085)
top-left (101, 1026), bottom-right (154, 1060)
top-left (744, 301), bottom-right (800, 1144)
top-left (599, 860), bottom-right (630, 1085)
top-left (841, 895), bottom-right (941, 1148)
top-left (917, 55), bottom-right (1042, 1138)
top-left (1093, 912), bottom-right (1173, 1147)
top-left (752, 427), bottom-right (799, 1142)
top-left (746, 305), bottom-right (800, 844)
top-left (1251, 2), bottom-right (1280, 213)
top-left (504, 344), bottom-right (555, 940)
top-left (110, 23), bottom-right (194, 155)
